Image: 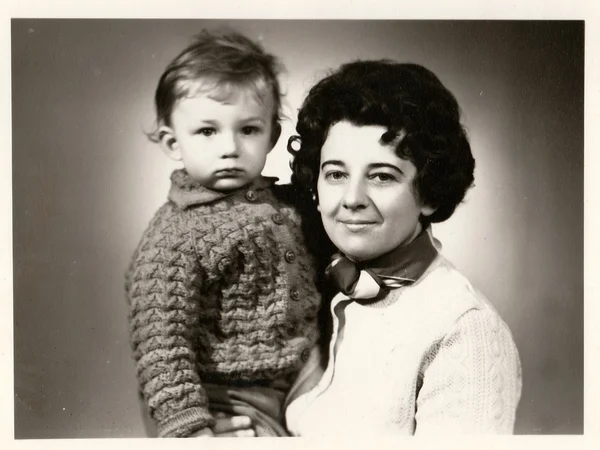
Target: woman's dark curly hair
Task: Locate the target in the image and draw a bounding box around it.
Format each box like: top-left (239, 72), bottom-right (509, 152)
top-left (288, 60), bottom-right (475, 226)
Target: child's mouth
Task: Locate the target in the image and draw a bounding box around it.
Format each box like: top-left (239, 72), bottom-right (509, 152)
top-left (215, 168), bottom-right (244, 176)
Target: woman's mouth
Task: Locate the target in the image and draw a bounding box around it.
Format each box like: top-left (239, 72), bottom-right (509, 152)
top-left (339, 220), bottom-right (376, 232)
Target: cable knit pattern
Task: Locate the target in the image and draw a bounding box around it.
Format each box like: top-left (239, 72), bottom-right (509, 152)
top-left (126, 170), bottom-right (321, 437)
top-left (285, 255), bottom-right (522, 436)
top-left (415, 308), bottom-right (522, 434)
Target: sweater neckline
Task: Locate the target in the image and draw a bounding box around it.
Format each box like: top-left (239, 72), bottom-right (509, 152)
top-left (168, 169), bottom-right (278, 209)
top-left (335, 254), bottom-right (444, 311)
top-left (349, 228), bottom-right (440, 309)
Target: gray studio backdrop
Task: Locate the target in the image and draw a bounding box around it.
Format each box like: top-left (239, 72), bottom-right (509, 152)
top-left (13, 19), bottom-right (583, 437)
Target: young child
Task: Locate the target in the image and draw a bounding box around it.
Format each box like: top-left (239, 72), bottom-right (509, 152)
top-left (125, 30), bottom-right (321, 438)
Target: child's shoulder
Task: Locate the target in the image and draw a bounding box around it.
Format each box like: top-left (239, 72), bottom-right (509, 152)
top-left (269, 182), bottom-right (296, 205)
top-left (270, 182), bottom-right (314, 211)
top-left (139, 201), bottom-right (197, 238)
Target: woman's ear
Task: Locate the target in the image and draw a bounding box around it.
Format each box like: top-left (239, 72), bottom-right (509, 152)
top-left (159, 126), bottom-right (182, 161)
top-left (311, 191), bottom-right (321, 212)
top-left (420, 204), bottom-right (437, 217)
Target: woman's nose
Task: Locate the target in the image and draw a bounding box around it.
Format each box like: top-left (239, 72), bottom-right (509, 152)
top-left (341, 179), bottom-right (368, 210)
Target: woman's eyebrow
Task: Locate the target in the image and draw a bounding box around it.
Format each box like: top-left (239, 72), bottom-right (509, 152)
top-left (321, 160), bottom-right (345, 170)
top-left (368, 162), bottom-right (404, 174)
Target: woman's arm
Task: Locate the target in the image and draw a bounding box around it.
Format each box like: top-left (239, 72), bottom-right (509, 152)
top-left (414, 307), bottom-right (522, 434)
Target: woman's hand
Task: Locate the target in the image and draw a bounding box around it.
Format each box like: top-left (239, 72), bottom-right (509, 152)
top-left (189, 427), bottom-right (215, 437)
top-left (211, 414), bottom-right (255, 437)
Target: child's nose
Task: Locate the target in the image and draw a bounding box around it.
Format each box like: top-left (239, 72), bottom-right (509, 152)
top-left (220, 132), bottom-right (240, 158)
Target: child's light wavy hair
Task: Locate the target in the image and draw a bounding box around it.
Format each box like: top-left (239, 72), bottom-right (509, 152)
top-left (148, 29), bottom-right (284, 143)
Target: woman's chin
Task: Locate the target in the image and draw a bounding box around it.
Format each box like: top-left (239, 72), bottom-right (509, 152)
top-left (335, 246), bottom-right (382, 262)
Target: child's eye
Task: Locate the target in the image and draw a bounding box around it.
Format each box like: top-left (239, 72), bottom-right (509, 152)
top-left (241, 126), bottom-right (261, 135)
top-left (197, 127), bottom-right (216, 137)
top-left (324, 170), bottom-right (347, 181)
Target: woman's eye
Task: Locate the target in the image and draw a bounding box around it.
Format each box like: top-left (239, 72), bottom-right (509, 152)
top-left (325, 171), bottom-right (347, 181)
top-left (197, 128), bottom-right (216, 136)
top-left (241, 126), bottom-right (261, 135)
top-left (371, 173), bottom-right (396, 183)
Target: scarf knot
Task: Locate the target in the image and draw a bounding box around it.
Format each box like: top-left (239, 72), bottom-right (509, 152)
top-left (325, 228), bottom-right (439, 300)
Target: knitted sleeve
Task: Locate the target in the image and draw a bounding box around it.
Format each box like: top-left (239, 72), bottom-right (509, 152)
top-left (414, 307), bottom-right (522, 434)
top-left (126, 211), bottom-right (214, 437)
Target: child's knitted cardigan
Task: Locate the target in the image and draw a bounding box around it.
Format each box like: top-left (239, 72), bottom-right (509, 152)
top-left (125, 169), bottom-right (321, 437)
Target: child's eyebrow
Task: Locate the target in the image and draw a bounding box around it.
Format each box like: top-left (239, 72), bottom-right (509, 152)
top-left (240, 116), bottom-right (267, 123)
top-left (321, 160), bottom-right (345, 170)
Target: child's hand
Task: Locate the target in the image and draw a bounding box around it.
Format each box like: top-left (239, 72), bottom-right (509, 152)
top-left (212, 414), bottom-right (255, 437)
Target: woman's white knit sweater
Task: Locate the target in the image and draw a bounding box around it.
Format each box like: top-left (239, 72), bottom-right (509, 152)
top-left (286, 254), bottom-right (522, 435)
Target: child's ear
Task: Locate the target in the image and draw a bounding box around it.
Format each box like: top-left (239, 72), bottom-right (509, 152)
top-left (159, 126), bottom-right (182, 161)
top-left (269, 123), bottom-right (282, 151)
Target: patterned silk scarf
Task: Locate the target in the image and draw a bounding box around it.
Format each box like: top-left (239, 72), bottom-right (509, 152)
top-left (325, 228), bottom-right (439, 299)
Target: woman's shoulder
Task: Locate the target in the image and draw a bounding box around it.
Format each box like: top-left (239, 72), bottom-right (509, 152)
top-left (417, 256), bottom-right (487, 304)
top-left (420, 256), bottom-right (518, 345)
top-left (401, 255), bottom-right (511, 334)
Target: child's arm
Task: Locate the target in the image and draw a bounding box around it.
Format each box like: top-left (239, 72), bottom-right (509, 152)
top-left (126, 216), bottom-right (214, 437)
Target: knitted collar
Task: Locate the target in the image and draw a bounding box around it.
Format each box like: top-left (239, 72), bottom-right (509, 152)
top-left (168, 169), bottom-right (278, 208)
top-left (326, 227), bottom-right (439, 300)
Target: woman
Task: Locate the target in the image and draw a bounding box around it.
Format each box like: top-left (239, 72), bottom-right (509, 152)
top-left (282, 60), bottom-right (522, 435)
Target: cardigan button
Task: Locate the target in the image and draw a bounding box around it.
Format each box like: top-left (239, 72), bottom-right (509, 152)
top-left (245, 190), bottom-right (258, 202)
top-left (272, 213), bottom-right (284, 225)
top-left (290, 288), bottom-right (300, 301)
top-left (284, 250), bottom-right (296, 263)
top-left (301, 348), bottom-right (311, 362)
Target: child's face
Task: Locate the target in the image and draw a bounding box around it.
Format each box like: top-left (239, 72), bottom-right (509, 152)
top-left (161, 86), bottom-right (276, 191)
top-left (317, 121), bottom-right (435, 262)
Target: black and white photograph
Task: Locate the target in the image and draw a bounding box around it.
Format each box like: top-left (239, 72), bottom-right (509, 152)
top-left (4, 0), bottom-right (598, 445)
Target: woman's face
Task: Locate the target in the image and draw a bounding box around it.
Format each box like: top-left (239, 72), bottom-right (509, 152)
top-left (317, 121), bottom-right (435, 261)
